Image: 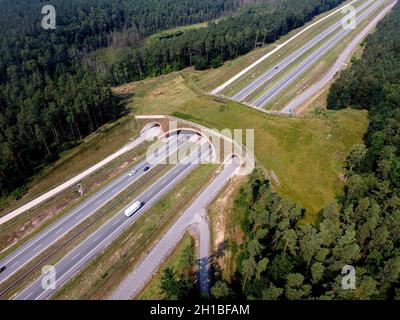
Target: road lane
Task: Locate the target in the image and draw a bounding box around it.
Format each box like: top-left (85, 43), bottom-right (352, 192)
top-left (109, 155), bottom-right (240, 300)
top-left (14, 142), bottom-right (212, 300)
top-left (0, 133), bottom-right (192, 286)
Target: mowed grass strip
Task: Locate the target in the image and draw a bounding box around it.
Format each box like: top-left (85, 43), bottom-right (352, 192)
top-left (145, 21), bottom-right (210, 45)
top-left (114, 72), bottom-right (368, 220)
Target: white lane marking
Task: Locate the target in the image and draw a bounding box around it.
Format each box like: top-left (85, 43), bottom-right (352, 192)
top-left (71, 252), bottom-right (81, 261)
top-left (112, 219), bottom-right (121, 227)
top-left (74, 213), bottom-right (84, 221)
top-left (55, 228), bottom-right (64, 235)
top-left (9, 260), bottom-right (20, 269)
top-left (92, 235), bottom-right (102, 243)
top-left (24, 292), bottom-right (34, 300)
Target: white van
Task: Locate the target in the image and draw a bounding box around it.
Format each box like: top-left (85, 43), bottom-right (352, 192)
top-left (124, 201), bottom-right (143, 217)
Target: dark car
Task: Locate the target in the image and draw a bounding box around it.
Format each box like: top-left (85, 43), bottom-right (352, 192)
top-left (0, 266), bottom-right (6, 273)
top-left (143, 166), bottom-right (150, 172)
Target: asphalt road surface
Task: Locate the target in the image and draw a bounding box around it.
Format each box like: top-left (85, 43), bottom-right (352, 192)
top-left (282, 0), bottom-right (397, 113)
top-left (0, 133), bottom-right (192, 287)
top-left (254, 0), bottom-right (384, 108)
top-left (232, 0), bottom-right (375, 102)
top-left (0, 125), bottom-right (161, 226)
top-left (109, 155), bottom-right (240, 300)
top-left (191, 210), bottom-right (211, 296)
top-left (14, 142), bottom-right (212, 300)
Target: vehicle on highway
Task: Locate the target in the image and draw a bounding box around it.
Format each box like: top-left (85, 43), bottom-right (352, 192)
top-left (0, 266), bottom-right (6, 273)
top-left (128, 169), bottom-right (137, 177)
top-left (124, 201), bottom-right (143, 218)
top-left (143, 166), bottom-right (150, 172)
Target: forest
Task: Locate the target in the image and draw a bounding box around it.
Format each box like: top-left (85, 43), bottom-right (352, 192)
top-left (202, 2), bottom-right (400, 300)
top-left (0, 0), bottom-right (246, 198)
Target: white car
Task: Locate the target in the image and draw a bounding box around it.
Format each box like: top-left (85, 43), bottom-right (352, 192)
top-left (128, 169), bottom-right (137, 177)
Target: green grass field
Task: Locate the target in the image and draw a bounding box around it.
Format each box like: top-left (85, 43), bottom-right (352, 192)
top-left (146, 21), bottom-right (210, 45)
top-left (114, 71), bottom-right (368, 221)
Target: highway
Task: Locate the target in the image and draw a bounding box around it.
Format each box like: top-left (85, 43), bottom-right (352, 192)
top-left (0, 125), bottom-right (161, 226)
top-left (282, 0), bottom-right (397, 113)
top-left (109, 155), bottom-right (240, 300)
top-left (253, 0), bottom-right (384, 108)
top-left (14, 142), bottom-right (212, 300)
top-left (0, 133), bottom-right (192, 287)
top-left (210, 0), bottom-right (360, 95)
top-left (232, 0), bottom-right (375, 102)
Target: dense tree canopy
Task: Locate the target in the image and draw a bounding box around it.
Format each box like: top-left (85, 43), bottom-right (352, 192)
top-left (219, 166), bottom-right (398, 299)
